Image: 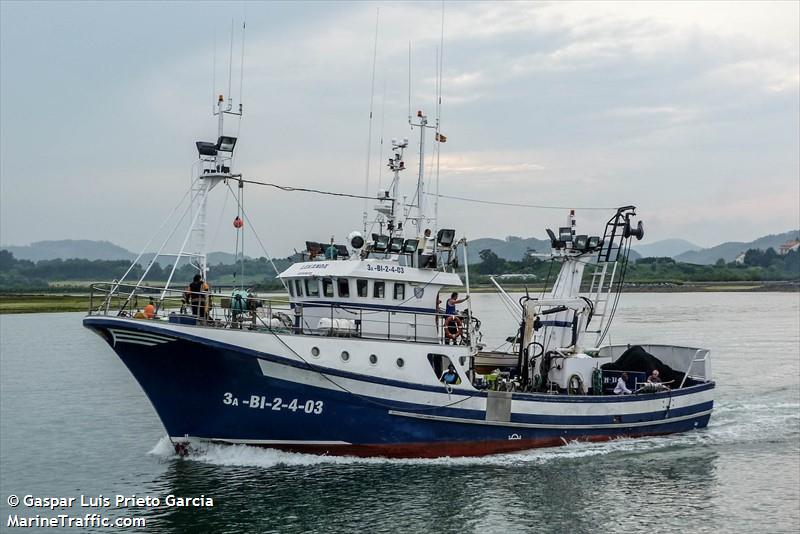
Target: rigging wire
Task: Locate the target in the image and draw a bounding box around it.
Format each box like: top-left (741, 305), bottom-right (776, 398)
top-left (238, 178), bottom-right (376, 200)
top-left (597, 238), bottom-right (632, 345)
top-left (224, 181), bottom-right (284, 281)
top-left (425, 192), bottom-right (616, 211)
top-left (236, 177), bottom-right (615, 211)
top-left (233, 183), bottom-right (241, 286)
top-left (110, 184), bottom-right (195, 298)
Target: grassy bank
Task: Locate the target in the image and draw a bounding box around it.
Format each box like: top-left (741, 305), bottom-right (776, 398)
top-left (1, 280), bottom-right (797, 314)
top-left (465, 280), bottom-right (800, 293)
top-left (0, 294), bottom-right (92, 314)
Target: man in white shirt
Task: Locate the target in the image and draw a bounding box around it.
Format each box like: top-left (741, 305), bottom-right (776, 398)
top-left (614, 372), bottom-right (632, 395)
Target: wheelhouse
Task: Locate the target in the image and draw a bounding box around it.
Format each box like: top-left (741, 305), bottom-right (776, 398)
top-left (279, 253), bottom-right (462, 343)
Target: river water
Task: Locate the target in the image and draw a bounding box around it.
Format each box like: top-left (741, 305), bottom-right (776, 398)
top-left (1, 292), bottom-right (798, 533)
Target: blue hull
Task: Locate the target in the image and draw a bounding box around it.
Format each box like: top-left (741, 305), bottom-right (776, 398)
top-left (84, 317), bottom-right (713, 457)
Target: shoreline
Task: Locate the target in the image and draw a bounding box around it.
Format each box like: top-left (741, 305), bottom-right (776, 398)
top-left (1, 281), bottom-right (797, 314)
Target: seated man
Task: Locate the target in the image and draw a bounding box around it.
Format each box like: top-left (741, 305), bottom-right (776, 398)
top-left (646, 369), bottom-right (670, 390)
top-left (440, 364), bottom-right (460, 385)
top-left (647, 369), bottom-right (662, 383)
top-left (143, 298), bottom-right (156, 319)
top-left (614, 372), bottom-right (632, 395)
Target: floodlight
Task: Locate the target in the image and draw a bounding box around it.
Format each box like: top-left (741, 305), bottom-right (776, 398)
top-left (403, 239), bottom-right (419, 254)
top-left (389, 237), bottom-right (405, 253)
top-left (196, 141), bottom-right (217, 157)
top-left (216, 136), bottom-right (238, 153)
top-left (437, 229), bottom-right (456, 248)
top-left (373, 235), bottom-right (390, 252)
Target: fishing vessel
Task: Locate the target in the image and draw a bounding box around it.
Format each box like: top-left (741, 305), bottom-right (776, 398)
top-left (83, 86), bottom-right (714, 459)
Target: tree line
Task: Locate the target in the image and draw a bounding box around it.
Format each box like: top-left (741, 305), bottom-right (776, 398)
top-left (470, 247), bottom-right (799, 284)
top-left (0, 250), bottom-right (291, 291)
top-left (1, 246), bottom-right (797, 292)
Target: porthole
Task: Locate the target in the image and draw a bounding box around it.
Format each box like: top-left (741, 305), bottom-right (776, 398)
top-left (396, 358), bottom-right (405, 368)
top-left (341, 351), bottom-right (350, 362)
top-left (311, 347), bottom-right (320, 358)
top-left (369, 354), bottom-right (378, 365)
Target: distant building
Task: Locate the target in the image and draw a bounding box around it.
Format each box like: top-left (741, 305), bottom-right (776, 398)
top-left (778, 239), bottom-right (800, 255)
top-left (734, 252), bottom-right (746, 265)
top-left (497, 273), bottom-right (538, 280)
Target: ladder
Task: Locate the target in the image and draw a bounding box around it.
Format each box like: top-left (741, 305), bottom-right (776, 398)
top-left (585, 262), bottom-right (618, 341)
top-left (584, 206), bottom-right (634, 343)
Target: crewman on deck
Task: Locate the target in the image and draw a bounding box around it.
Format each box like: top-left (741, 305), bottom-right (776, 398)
top-left (444, 292), bottom-right (469, 344)
top-left (185, 274), bottom-right (210, 319)
top-left (143, 298), bottom-right (156, 319)
top-left (418, 228), bottom-right (437, 268)
top-left (647, 370), bottom-right (662, 384)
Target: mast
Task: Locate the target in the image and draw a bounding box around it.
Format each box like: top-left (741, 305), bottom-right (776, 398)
top-left (373, 137), bottom-right (407, 236)
top-left (410, 110), bottom-right (429, 230)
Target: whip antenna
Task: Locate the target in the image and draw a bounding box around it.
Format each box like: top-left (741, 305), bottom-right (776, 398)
top-left (227, 18), bottom-right (234, 109)
top-left (362, 8), bottom-right (380, 233)
top-left (239, 20), bottom-right (246, 113)
top-left (407, 41), bottom-right (412, 125)
top-left (434, 1), bottom-right (445, 235)
top-left (212, 29), bottom-right (217, 113)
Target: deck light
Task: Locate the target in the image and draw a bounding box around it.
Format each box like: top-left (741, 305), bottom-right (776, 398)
top-left (587, 236), bottom-right (600, 249)
top-left (558, 227), bottom-right (573, 242)
top-left (574, 234), bottom-right (588, 251)
top-left (403, 239), bottom-right (419, 254)
top-left (436, 229), bottom-right (456, 248)
top-left (216, 136), bottom-right (238, 153)
top-left (196, 141), bottom-right (218, 157)
top-left (373, 235), bottom-right (390, 252)
top-left (389, 237), bottom-right (405, 253)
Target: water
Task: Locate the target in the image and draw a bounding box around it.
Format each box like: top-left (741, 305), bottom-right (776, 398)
top-left (1, 292), bottom-right (798, 533)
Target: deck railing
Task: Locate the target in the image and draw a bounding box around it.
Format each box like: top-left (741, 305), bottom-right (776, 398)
top-left (87, 282), bottom-right (475, 346)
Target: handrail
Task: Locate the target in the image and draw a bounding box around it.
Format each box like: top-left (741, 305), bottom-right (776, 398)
top-left (678, 349), bottom-right (707, 389)
top-left (86, 281), bottom-right (474, 346)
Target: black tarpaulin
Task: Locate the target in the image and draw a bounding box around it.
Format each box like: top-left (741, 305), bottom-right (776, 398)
top-left (601, 345), bottom-right (685, 386)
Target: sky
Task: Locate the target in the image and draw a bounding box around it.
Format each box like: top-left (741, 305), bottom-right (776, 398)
top-left (1, 0), bottom-right (798, 259)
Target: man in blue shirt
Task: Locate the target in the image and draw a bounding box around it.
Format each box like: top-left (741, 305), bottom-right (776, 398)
top-left (440, 364), bottom-right (460, 385)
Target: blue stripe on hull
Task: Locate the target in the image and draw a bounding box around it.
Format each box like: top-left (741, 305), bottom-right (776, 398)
top-left (85, 320), bottom-right (714, 452)
top-left (84, 317), bottom-right (715, 402)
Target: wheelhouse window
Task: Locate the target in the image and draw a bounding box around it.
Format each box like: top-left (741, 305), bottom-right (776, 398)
top-left (294, 279), bottom-right (303, 297)
top-left (305, 279), bottom-right (319, 297)
top-left (337, 279), bottom-right (350, 298)
top-left (373, 281), bottom-right (385, 299)
top-left (428, 354), bottom-right (460, 384)
top-left (288, 281), bottom-right (295, 297)
top-left (357, 279), bottom-right (368, 297)
top-left (322, 278), bottom-right (334, 298)
top-left (393, 283), bottom-right (405, 300)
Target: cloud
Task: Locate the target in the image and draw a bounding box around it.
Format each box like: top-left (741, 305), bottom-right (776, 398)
top-left (1, 1), bottom-right (797, 254)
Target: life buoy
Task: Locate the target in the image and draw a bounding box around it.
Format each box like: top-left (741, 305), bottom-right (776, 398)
top-left (444, 316), bottom-right (463, 340)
